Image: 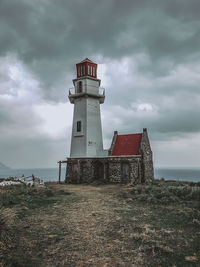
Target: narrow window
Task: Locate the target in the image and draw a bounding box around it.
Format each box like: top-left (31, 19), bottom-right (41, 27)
top-left (83, 65), bottom-right (85, 75)
top-left (90, 65), bottom-right (92, 75)
top-left (81, 66), bottom-right (82, 76)
top-left (77, 121), bottom-right (81, 132)
top-left (77, 81), bottom-right (82, 93)
top-left (78, 67), bottom-right (80, 77)
top-left (93, 66), bottom-right (95, 76)
top-left (88, 65), bottom-right (90, 75)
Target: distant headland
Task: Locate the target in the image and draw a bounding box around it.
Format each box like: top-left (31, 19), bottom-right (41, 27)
top-left (0, 162), bottom-right (11, 171)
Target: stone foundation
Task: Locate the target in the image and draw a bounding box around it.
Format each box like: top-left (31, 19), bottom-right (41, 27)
top-left (65, 155), bottom-right (153, 184)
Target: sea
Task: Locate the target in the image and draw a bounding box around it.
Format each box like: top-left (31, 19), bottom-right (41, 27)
top-left (0, 168), bottom-right (200, 183)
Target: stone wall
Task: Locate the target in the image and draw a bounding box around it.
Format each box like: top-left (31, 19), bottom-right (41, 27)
top-left (66, 158), bottom-right (94, 183)
top-left (129, 158), bottom-right (142, 184)
top-left (140, 128), bottom-right (154, 183)
top-left (66, 156), bottom-right (142, 184)
top-left (108, 159), bottom-right (121, 183)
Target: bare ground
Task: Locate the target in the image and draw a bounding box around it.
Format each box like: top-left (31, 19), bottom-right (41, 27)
top-left (30, 184), bottom-right (139, 266)
top-left (1, 183), bottom-right (200, 266)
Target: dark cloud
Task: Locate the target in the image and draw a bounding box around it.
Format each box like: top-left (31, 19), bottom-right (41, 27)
top-left (1, 0), bottom-right (199, 87)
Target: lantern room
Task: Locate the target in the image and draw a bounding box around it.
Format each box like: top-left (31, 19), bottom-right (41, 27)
top-left (76, 58), bottom-right (97, 79)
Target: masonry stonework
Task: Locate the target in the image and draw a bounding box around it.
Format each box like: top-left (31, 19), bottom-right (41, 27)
top-left (139, 128), bottom-right (154, 183)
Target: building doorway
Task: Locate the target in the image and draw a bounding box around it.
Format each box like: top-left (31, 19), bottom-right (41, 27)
top-left (121, 162), bottom-right (130, 183)
top-left (94, 161), bottom-right (104, 181)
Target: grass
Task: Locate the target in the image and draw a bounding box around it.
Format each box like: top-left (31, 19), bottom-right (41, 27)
top-left (0, 183), bottom-right (73, 266)
top-left (0, 181), bottom-right (200, 266)
top-left (114, 180), bottom-right (200, 266)
top-left (127, 180), bottom-right (200, 203)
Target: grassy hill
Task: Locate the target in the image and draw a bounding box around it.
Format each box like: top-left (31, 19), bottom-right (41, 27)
top-left (0, 180), bottom-right (200, 266)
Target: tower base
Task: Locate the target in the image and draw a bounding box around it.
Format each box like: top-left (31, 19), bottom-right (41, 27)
top-left (65, 156), bottom-right (154, 184)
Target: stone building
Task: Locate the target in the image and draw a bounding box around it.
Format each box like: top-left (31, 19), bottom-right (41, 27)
top-left (64, 58), bottom-right (154, 184)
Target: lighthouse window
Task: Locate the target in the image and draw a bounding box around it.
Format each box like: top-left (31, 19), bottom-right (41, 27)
top-left (78, 67), bottom-right (80, 77)
top-left (77, 121), bottom-right (81, 132)
top-left (88, 65), bottom-right (90, 75)
top-left (80, 66), bottom-right (82, 76)
top-left (90, 65), bottom-right (92, 75)
top-left (93, 67), bottom-right (95, 76)
top-left (83, 65), bottom-right (85, 75)
top-left (77, 81), bottom-right (82, 93)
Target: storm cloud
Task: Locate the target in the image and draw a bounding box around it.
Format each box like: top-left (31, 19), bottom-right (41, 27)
top-left (0, 0), bottom-right (200, 168)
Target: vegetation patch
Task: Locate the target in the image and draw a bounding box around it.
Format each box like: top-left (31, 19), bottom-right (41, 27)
top-left (114, 180), bottom-right (200, 266)
top-left (0, 183), bottom-right (73, 266)
top-left (124, 180), bottom-right (200, 204)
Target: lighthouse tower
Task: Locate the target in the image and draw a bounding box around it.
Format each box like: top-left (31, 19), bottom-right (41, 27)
top-left (68, 58), bottom-right (106, 158)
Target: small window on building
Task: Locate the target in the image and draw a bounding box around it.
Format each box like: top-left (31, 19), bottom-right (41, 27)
top-left (90, 65), bottom-right (92, 75)
top-left (93, 66), bottom-right (95, 76)
top-left (78, 67), bottom-right (80, 77)
top-left (77, 81), bottom-right (82, 93)
top-left (88, 65), bottom-right (90, 75)
top-left (83, 65), bottom-right (85, 75)
top-left (80, 66), bottom-right (82, 76)
top-left (77, 121), bottom-right (81, 132)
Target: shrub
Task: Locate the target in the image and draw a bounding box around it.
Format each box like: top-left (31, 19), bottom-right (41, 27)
top-left (189, 189), bottom-right (200, 201)
top-left (45, 189), bottom-right (55, 197)
top-left (129, 181), bottom-right (200, 204)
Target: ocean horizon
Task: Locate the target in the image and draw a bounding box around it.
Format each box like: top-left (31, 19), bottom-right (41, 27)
top-left (0, 167), bottom-right (200, 182)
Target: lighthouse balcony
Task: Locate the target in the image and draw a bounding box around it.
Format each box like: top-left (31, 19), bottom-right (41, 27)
top-left (68, 87), bottom-right (105, 104)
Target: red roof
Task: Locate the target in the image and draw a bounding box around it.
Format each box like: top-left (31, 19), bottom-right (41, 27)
top-left (112, 133), bottom-right (142, 156)
top-left (79, 58), bottom-right (96, 64)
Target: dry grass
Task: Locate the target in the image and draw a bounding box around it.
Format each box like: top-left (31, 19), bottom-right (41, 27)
top-left (0, 181), bottom-right (200, 266)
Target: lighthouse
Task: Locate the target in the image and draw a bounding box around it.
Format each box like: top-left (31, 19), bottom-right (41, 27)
top-left (64, 58), bottom-right (154, 184)
top-left (68, 58), bottom-right (107, 158)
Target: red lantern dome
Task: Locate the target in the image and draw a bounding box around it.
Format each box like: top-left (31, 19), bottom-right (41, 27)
top-left (76, 58), bottom-right (97, 79)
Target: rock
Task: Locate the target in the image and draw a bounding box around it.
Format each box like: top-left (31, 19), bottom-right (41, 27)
top-left (185, 256), bottom-right (198, 262)
top-left (0, 175), bottom-right (45, 187)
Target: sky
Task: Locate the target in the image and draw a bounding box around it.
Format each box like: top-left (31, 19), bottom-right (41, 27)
top-left (0, 0), bottom-right (200, 169)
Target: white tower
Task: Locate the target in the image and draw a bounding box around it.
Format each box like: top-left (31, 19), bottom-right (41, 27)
top-left (68, 58), bottom-right (106, 158)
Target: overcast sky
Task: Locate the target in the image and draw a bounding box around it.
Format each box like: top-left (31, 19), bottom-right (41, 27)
top-left (0, 0), bottom-right (200, 169)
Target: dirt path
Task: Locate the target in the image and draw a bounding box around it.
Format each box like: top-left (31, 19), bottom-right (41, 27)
top-left (26, 184), bottom-right (142, 266)
top-left (52, 185), bottom-right (135, 266)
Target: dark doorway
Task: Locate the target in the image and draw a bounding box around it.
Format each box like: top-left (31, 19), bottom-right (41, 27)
top-left (121, 162), bottom-right (130, 183)
top-left (105, 162), bottom-right (109, 181)
top-left (94, 161), bottom-right (104, 180)
top-left (80, 161), bottom-right (87, 183)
